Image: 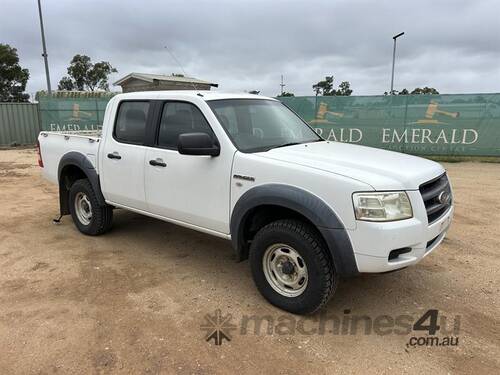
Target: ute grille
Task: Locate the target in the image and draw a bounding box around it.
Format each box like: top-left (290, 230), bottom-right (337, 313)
top-left (419, 173), bottom-right (452, 225)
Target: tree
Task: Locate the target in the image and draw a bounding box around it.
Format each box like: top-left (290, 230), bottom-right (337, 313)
top-left (384, 89), bottom-right (402, 95)
top-left (337, 81), bottom-right (352, 96)
top-left (277, 91), bottom-right (294, 97)
top-left (0, 44), bottom-right (30, 102)
top-left (58, 76), bottom-right (74, 91)
top-left (313, 76), bottom-right (353, 96)
top-left (384, 87), bottom-right (437, 95)
top-left (248, 90), bottom-right (260, 95)
top-left (58, 54), bottom-right (117, 91)
top-left (313, 76), bottom-right (335, 96)
top-left (411, 87), bottom-right (439, 95)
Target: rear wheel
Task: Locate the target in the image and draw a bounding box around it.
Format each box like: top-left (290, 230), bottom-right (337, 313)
top-left (69, 179), bottom-right (113, 235)
top-left (249, 219), bottom-right (338, 314)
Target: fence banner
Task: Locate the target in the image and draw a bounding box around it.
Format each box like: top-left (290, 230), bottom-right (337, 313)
top-left (34, 92), bottom-right (500, 156)
top-left (279, 94), bottom-right (500, 156)
top-left (37, 92), bottom-right (116, 132)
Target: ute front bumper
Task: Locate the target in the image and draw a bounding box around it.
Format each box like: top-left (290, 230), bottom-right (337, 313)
top-left (347, 190), bottom-right (454, 273)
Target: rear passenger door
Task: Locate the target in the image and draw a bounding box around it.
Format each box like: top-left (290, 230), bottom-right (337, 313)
top-left (144, 101), bottom-right (231, 234)
top-left (100, 100), bottom-right (152, 210)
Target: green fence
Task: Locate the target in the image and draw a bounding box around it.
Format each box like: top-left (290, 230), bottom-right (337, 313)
top-left (280, 94), bottom-right (500, 156)
top-left (10, 92), bottom-right (499, 156)
top-left (37, 91), bottom-right (116, 132)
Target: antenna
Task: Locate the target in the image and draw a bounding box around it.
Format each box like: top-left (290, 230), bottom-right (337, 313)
top-left (164, 45), bottom-right (198, 91)
top-left (280, 75), bottom-right (286, 95)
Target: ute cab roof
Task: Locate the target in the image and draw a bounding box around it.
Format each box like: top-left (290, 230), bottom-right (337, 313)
top-left (112, 90), bottom-right (277, 102)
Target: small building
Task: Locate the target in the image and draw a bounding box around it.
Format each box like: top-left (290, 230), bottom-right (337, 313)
top-left (114, 73), bottom-right (218, 92)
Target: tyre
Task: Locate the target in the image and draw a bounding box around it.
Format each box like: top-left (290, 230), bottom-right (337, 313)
top-left (69, 179), bottom-right (113, 235)
top-left (249, 219), bottom-right (338, 314)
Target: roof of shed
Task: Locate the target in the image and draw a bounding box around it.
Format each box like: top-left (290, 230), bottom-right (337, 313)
top-left (114, 73), bottom-right (218, 87)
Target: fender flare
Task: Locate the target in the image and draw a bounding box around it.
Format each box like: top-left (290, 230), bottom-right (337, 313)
top-left (57, 152), bottom-right (106, 215)
top-left (230, 184), bottom-right (359, 277)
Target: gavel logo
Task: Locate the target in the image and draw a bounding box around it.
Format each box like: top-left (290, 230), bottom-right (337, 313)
top-left (412, 100), bottom-right (460, 125)
top-left (69, 103), bottom-right (93, 121)
top-left (425, 100), bottom-right (460, 119)
top-left (310, 102), bottom-right (345, 125)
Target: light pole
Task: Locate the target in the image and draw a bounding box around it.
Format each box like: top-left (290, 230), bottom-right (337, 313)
top-left (390, 32), bottom-right (404, 95)
top-left (37, 0), bottom-right (52, 94)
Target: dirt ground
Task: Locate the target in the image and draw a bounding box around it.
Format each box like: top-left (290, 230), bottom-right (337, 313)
top-left (0, 148), bottom-right (499, 374)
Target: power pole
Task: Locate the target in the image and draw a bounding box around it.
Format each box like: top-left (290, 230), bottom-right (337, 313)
top-left (37, 0), bottom-right (52, 94)
top-left (280, 75), bottom-right (286, 95)
top-left (390, 32), bottom-right (404, 95)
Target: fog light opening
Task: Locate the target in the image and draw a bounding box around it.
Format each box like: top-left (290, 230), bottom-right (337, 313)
top-left (388, 247), bottom-right (412, 261)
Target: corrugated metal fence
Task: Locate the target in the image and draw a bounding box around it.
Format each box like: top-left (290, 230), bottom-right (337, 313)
top-left (0, 103), bottom-right (40, 146)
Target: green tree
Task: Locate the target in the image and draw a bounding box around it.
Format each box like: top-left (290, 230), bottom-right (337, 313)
top-left (313, 77), bottom-right (353, 96)
top-left (411, 87), bottom-right (439, 95)
top-left (0, 44), bottom-right (30, 102)
top-left (277, 91), bottom-right (294, 97)
top-left (385, 87), bottom-right (439, 95)
top-left (313, 76), bottom-right (335, 96)
top-left (58, 76), bottom-right (74, 91)
top-left (337, 81), bottom-right (352, 96)
top-left (58, 54), bottom-right (117, 91)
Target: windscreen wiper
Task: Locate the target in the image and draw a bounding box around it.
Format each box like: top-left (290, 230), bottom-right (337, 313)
top-left (271, 142), bottom-right (302, 150)
top-left (270, 139), bottom-right (324, 150)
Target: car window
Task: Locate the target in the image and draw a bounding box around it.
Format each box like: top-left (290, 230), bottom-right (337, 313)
top-left (114, 101), bottom-right (150, 144)
top-left (158, 102), bottom-right (215, 149)
top-left (213, 105), bottom-right (238, 135)
top-left (208, 99), bottom-right (321, 152)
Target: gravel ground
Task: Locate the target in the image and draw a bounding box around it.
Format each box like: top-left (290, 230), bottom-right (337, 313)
top-left (0, 148), bottom-right (499, 374)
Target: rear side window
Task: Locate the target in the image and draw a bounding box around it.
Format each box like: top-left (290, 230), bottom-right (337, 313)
top-left (157, 102), bottom-right (215, 149)
top-left (114, 101), bottom-right (150, 144)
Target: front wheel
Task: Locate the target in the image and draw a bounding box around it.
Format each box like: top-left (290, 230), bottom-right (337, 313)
top-left (249, 219), bottom-right (338, 314)
top-left (69, 179), bottom-right (113, 235)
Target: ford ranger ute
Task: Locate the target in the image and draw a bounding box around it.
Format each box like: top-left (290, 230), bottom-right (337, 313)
top-left (37, 91), bottom-right (454, 314)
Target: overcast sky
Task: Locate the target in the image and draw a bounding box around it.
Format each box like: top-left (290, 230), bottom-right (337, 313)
top-left (2, 0), bottom-right (499, 97)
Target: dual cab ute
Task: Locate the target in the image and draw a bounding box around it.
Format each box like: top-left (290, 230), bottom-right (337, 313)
top-left (38, 91), bottom-right (454, 314)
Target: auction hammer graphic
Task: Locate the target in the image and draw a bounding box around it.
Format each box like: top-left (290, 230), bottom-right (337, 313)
top-left (425, 100), bottom-right (460, 119)
top-left (309, 102), bottom-right (345, 125)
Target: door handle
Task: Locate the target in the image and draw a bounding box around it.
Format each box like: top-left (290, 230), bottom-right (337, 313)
top-left (107, 152), bottom-right (121, 160)
top-left (149, 159), bottom-right (166, 167)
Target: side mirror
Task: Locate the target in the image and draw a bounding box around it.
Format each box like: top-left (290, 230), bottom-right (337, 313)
top-left (177, 133), bottom-right (220, 156)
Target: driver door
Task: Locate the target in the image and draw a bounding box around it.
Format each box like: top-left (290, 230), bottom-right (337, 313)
top-left (144, 101), bottom-right (231, 234)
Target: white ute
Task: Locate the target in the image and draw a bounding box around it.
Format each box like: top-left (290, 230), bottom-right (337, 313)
top-left (37, 91), bottom-right (454, 314)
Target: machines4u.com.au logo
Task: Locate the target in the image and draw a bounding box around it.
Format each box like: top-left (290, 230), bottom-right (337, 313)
top-left (200, 308), bottom-right (460, 347)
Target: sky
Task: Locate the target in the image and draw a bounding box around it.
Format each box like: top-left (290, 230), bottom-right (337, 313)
top-left (2, 0), bottom-right (500, 97)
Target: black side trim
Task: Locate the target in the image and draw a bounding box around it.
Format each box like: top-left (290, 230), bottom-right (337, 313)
top-left (58, 152), bottom-right (106, 216)
top-left (318, 228), bottom-right (359, 277)
top-left (230, 184), bottom-right (359, 277)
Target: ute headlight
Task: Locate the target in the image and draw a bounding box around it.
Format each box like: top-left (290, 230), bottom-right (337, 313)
top-left (353, 192), bottom-right (413, 222)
